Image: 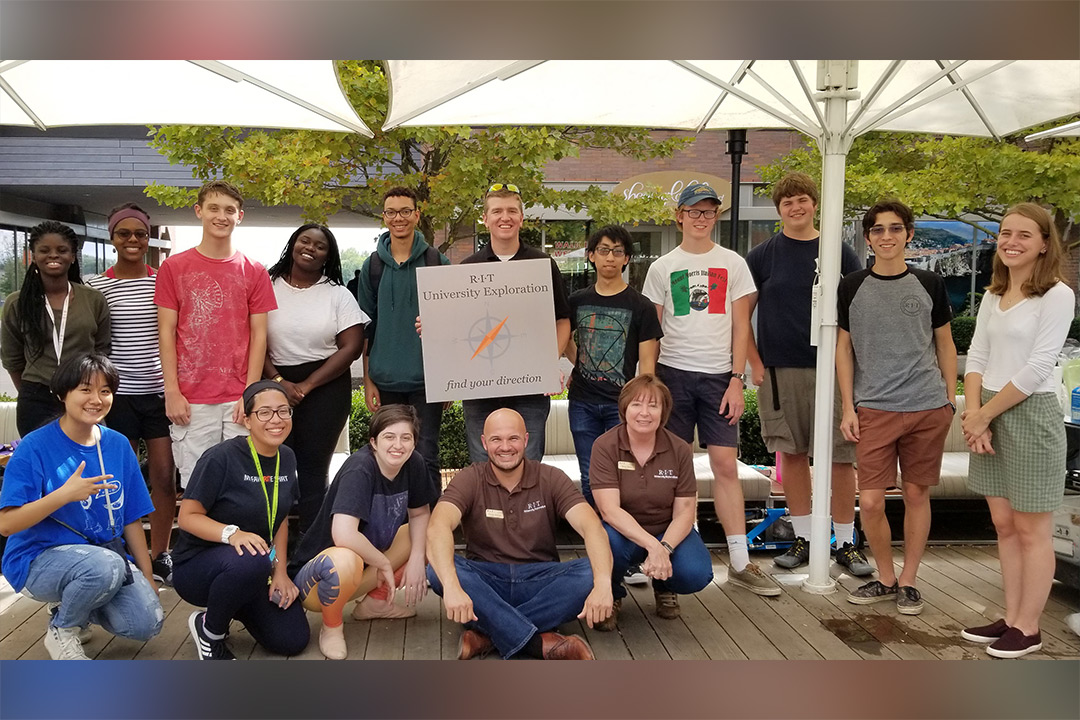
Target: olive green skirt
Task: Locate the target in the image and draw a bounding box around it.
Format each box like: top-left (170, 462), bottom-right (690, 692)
top-left (967, 390), bottom-right (1066, 513)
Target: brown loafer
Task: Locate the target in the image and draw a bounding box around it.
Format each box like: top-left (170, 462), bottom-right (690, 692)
top-left (540, 632), bottom-right (595, 660)
top-left (457, 629), bottom-right (494, 660)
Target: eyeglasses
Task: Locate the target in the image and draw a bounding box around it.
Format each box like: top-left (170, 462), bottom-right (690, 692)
top-left (253, 406), bottom-right (294, 422)
top-left (382, 208), bottom-right (416, 219)
top-left (593, 247), bottom-right (627, 257)
top-left (113, 229), bottom-right (149, 241)
top-left (681, 209), bottom-right (718, 219)
top-left (487, 183), bottom-right (521, 194)
top-left (868, 224), bottom-right (908, 237)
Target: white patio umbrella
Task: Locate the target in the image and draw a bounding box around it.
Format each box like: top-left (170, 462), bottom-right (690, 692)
top-left (384, 59), bottom-right (1080, 592)
top-left (0, 60), bottom-right (372, 135)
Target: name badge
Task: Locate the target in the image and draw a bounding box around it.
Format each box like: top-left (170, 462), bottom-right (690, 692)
top-left (618, 461), bottom-right (636, 471)
top-left (486, 509), bottom-right (504, 519)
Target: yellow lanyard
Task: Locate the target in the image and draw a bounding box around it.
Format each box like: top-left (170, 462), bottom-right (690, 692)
top-left (246, 437), bottom-right (280, 540)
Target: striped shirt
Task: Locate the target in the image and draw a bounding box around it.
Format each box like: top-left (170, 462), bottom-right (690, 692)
top-left (86, 270), bottom-right (163, 394)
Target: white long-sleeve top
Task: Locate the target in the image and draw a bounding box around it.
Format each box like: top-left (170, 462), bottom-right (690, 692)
top-left (966, 281), bottom-right (1074, 395)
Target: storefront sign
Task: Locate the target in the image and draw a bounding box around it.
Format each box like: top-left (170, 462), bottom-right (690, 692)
top-left (612, 171), bottom-right (733, 213)
top-left (416, 258), bottom-right (561, 402)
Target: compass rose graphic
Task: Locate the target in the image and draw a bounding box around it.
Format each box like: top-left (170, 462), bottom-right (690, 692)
top-left (465, 311), bottom-right (517, 368)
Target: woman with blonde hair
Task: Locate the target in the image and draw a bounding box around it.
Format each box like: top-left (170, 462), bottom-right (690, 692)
top-left (960, 202), bottom-right (1074, 658)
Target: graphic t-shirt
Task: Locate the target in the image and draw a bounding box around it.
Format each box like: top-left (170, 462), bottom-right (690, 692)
top-left (288, 446), bottom-right (438, 575)
top-left (642, 244), bottom-right (756, 374)
top-left (86, 270), bottom-right (163, 394)
top-left (568, 285), bottom-right (663, 405)
top-left (154, 248), bottom-right (277, 405)
top-left (0, 421), bottom-right (154, 592)
top-left (170, 436), bottom-right (298, 566)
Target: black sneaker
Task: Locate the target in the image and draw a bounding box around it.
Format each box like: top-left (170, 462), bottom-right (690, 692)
top-left (773, 536), bottom-right (810, 569)
top-left (846, 580), bottom-right (898, 605)
top-left (187, 611), bottom-right (236, 660)
top-left (896, 586), bottom-right (924, 615)
top-left (835, 543), bottom-right (874, 577)
top-left (151, 552), bottom-right (173, 586)
top-left (623, 564), bottom-right (648, 586)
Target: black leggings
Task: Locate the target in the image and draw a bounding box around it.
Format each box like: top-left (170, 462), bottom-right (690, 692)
top-left (16, 381), bottom-right (63, 438)
top-left (173, 545), bottom-right (310, 657)
top-left (278, 359), bottom-right (352, 533)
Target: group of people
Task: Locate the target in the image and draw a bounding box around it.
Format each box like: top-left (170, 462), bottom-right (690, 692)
top-left (0, 173), bottom-right (1073, 662)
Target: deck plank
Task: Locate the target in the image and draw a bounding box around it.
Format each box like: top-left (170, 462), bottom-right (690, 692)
top-left (773, 575), bottom-right (899, 660)
top-left (676, 592), bottom-right (746, 660)
top-left (628, 584), bottom-right (709, 660)
top-left (0, 601), bottom-right (49, 659)
top-left (617, 583), bottom-right (672, 659)
top-left (694, 559), bottom-right (782, 660)
top-left (404, 590), bottom-right (445, 660)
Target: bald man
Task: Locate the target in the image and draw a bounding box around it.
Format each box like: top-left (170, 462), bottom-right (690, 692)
top-left (426, 409), bottom-right (613, 660)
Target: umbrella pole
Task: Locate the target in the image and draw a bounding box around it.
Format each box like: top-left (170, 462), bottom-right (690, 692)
top-left (803, 62), bottom-right (857, 594)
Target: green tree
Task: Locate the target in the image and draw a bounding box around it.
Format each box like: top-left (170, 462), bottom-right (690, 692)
top-left (756, 123), bottom-right (1080, 244)
top-left (339, 247), bottom-right (369, 281)
top-left (146, 61), bottom-right (690, 252)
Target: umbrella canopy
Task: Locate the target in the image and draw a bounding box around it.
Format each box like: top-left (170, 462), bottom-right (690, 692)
top-left (383, 58), bottom-right (1080, 592)
top-left (0, 60), bottom-right (372, 135)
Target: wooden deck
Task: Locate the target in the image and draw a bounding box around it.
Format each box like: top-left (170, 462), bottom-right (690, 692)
top-left (2, 545), bottom-right (1078, 661)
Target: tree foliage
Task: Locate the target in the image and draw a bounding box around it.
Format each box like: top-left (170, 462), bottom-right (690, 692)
top-left (756, 123), bottom-right (1080, 244)
top-left (146, 61), bottom-right (691, 251)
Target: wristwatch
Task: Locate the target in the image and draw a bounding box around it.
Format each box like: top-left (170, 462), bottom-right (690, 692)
top-left (221, 524), bottom-right (239, 544)
top-left (730, 372), bottom-right (746, 384)
top-left (271, 375), bottom-right (285, 384)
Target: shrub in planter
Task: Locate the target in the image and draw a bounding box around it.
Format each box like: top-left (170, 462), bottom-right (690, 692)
top-left (951, 316), bottom-right (977, 355)
top-left (739, 388), bottom-right (772, 467)
top-left (349, 390), bottom-right (471, 471)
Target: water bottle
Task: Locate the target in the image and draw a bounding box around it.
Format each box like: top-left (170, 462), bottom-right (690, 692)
top-left (1072, 386), bottom-right (1080, 423)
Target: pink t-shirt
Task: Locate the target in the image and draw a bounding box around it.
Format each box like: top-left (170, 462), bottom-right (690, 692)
top-left (154, 248), bottom-right (277, 404)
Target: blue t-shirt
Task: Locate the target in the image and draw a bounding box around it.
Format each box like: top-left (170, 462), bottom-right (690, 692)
top-left (0, 421), bottom-right (153, 592)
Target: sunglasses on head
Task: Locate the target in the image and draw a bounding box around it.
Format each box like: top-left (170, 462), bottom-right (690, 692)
top-left (487, 183), bottom-right (521, 195)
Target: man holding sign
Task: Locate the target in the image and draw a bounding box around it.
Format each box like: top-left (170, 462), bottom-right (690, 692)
top-left (643, 183), bottom-right (781, 596)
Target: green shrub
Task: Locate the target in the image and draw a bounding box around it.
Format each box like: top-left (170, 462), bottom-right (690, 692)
top-left (348, 390), bottom-right (372, 452)
top-left (1070, 317), bottom-right (1080, 343)
top-left (739, 388), bottom-right (772, 466)
top-left (348, 390), bottom-right (471, 470)
top-left (0, 393), bottom-right (15, 402)
top-left (951, 316), bottom-right (977, 354)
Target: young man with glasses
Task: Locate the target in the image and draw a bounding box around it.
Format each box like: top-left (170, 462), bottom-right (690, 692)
top-left (643, 183), bottom-right (781, 596)
top-left (745, 172), bottom-right (872, 577)
top-left (458, 184), bottom-right (571, 463)
top-left (358, 187), bottom-right (450, 495)
top-left (837, 200), bottom-right (956, 614)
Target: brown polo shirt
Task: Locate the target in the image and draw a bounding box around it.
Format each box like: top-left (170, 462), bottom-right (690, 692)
top-left (589, 425), bottom-right (696, 535)
top-left (440, 459), bottom-right (585, 564)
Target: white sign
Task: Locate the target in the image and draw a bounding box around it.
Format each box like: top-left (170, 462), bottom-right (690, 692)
top-left (417, 258), bottom-right (561, 402)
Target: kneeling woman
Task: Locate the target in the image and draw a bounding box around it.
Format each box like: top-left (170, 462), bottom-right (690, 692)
top-left (289, 404), bottom-right (438, 660)
top-left (0, 353), bottom-right (162, 660)
top-left (172, 381), bottom-right (309, 660)
top-left (589, 374), bottom-right (713, 628)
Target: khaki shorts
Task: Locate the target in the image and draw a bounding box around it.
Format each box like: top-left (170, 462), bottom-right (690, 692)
top-left (757, 367), bottom-right (855, 464)
top-left (170, 401), bottom-right (248, 488)
top-left (855, 405), bottom-right (953, 490)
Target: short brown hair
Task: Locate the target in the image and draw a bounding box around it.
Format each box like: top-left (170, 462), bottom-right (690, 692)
top-left (986, 202), bottom-right (1064, 298)
top-left (197, 180), bottom-right (244, 209)
top-left (771, 172), bottom-right (819, 211)
top-left (483, 188), bottom-right (524, 214)
top-left (617, 374), bottom-right (673, 428)
top-left (369, 404), bottom-right (421, 441)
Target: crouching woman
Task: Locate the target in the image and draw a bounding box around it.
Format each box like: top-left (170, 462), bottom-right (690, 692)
top-left (0, 353), bottom-right (162, 660)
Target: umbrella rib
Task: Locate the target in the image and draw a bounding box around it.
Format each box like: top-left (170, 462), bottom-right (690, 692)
top-left (788, 61), bottom-right (827, 131)
top-left (857, 60), bottom-right (1014, 136)
top-left (189, 61), bottom-right (372, 136)
top-left (850, 60), bottom-right (969, 135)
top-left (842, 60), bottom-right (904, 137)
top-left (673, 60), bottom-right (817, 136)
top-left (0, 75), bottom-right (45, 130)
top-left (937, 60), bottom-right (1002, 140)
top-left (747, 65), bottom-right (818, 131)
top-left (384, 61), bottom-right (544, 130)
top-left (1025, 119), bottom-right (1080, 141)
top-left (693, 60), bottom-right (753, 133)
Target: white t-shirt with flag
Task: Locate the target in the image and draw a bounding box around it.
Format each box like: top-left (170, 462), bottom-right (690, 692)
top-left (642, 243), bottom-right (756, 374)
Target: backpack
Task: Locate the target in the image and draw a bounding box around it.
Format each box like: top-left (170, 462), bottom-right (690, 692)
top-left (364, 244), bottom-right (442, 346)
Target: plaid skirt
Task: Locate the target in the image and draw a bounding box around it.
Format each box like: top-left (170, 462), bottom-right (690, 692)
top-left (967, 390), bottom-right (1066, 513)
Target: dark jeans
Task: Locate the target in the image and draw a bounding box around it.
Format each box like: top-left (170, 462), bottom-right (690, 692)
top-left (567, 399), bottom-right (622, 505)
top-left (380, 386), bottom-right (444, 496)
top-left (604, 523), bottom-right (713, 600)
top-left (427, 555), bottom-right (593, 658)
top-left (279, 360), bottom-right (352, 533)
top-left (462, 395), bottom-right (550, 464)
top-left (16, 381), bottom-right (63, 438)
top-left (173, 545), bottom-right (310, 657)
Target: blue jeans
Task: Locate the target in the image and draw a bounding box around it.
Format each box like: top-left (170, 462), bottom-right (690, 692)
top-left (380, 387), bottom-right (445, 499)
top-left (567, 399), bottom-right (622, 505)
top-left (427, 555), bottom-right (593, 658)
top-left (462, 395), bottom-right (550, 464)
top-left (22, 544), bottom-right (163, 641)
top-left (604, 524), bottom-right (713, 600)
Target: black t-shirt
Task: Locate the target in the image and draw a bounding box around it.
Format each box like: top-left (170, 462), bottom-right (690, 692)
top-left (461, 242), bottom-right (571, 320)
top-left (745, 231), bottom-right (862, 368)
top-left (288, 445), bottom-right (438, 576)
top-left (568, 285), bottom-right (663, 404)
top-left (171, 436), bottom-right (298, 566)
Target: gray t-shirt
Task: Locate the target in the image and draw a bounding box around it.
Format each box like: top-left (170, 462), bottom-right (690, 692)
top-left (837, 266), bottom-right (952, 412)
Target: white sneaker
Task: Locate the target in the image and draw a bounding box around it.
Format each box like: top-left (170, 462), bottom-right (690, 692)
top-left (46, 602), bottom-right (92, 643)
top-left (1066, 613), bottom-right (1080, 638)
top-left (44, 625), bottom-right (90, 660)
